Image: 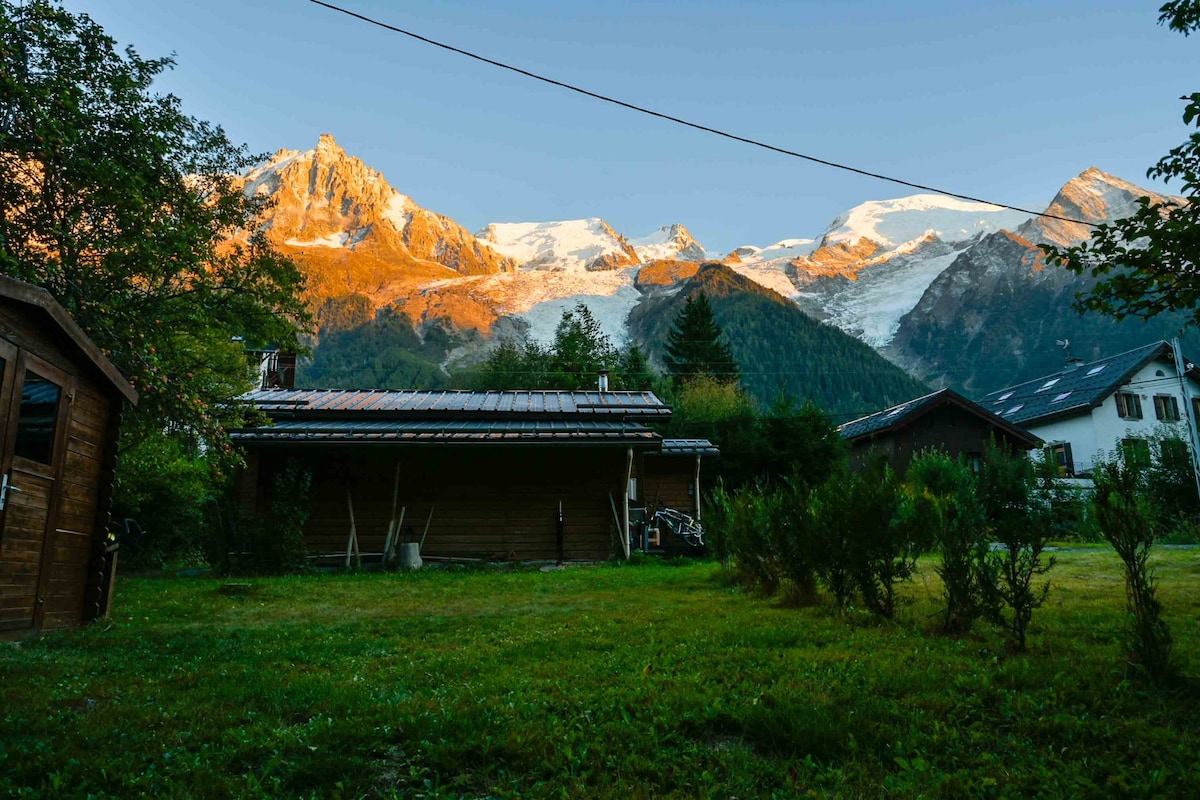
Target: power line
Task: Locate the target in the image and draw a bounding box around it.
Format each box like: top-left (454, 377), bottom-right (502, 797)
top-left (306, 0), bottom-right (1095, 229)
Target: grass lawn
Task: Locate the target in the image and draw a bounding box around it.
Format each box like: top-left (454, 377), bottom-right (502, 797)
top-left (3, 550), bottom-right (1199, 799)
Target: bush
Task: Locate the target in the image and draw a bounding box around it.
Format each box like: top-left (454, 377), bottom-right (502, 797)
top-left (908, 451), bottom-right (990, 634)
top-left (1092, 453), bottom-right (1177, 686)
top-left (112, 433), bottom-right (220, 569)
top-left (977, 442), bottom-right (1055, 652)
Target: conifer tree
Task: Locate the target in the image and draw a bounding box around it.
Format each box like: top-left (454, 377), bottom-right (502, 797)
top-left (663, 292), bottom-right (739, 386)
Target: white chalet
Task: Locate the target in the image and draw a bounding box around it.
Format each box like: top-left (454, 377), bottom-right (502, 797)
top-left (981, 341), bottom-right (1200, 477)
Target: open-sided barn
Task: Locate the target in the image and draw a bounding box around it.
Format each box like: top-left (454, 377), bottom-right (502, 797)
top-left (231, 388), bottom-right (716, 563)
top-left (0, 277), bottom-right (137, 637)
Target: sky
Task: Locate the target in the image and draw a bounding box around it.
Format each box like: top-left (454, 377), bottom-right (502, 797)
top-left (62, 0), bottom-right (1200, 255)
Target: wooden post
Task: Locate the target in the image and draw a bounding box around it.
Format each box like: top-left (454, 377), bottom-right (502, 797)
top-left (345, 485), bottom-right (361, 570)
top-left (620, 447), bottom-right (633, 560)
top-left (418, 504), bottom-right (436, 552)
top-left (381, 461), bottom-right (402, 567)
top-left (694, 454), bottom-right (702, 520)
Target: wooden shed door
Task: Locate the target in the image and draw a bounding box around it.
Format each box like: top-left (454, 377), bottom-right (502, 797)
top-left (0, 344), bottom-right (72, 634)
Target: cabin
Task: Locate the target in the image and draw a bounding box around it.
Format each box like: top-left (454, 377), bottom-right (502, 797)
top-left (838, 388), bottom-right (1042, 474)
top-left (0, 277), bottom-right (137, 637)
top-left (982, 341), bottom-right (1200, 477)
top-left (231, 388), bottom-right (717, 563)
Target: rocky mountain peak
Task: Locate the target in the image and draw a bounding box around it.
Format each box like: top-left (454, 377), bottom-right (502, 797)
top-left (1017, 166), bottom-right (1183, 248)
top-left (232, 135), bottom-right (515, 306)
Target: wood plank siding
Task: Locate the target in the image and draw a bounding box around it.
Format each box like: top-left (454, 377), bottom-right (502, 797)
top-left (257, 447), bottom-right (628, 562)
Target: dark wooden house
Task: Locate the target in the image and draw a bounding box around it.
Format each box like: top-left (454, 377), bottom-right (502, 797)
top-left (838, 388), bottom-right (1042, 474)
top-left (231, 389), bottom-right (717, 563)
top-left (0, 277), bottom-right (137, 636)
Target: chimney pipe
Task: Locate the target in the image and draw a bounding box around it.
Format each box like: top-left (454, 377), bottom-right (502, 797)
top-left (598, 370), bottom-right (610, 392)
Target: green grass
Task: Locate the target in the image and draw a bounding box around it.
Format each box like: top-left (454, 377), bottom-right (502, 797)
top-left (3, 550), bottom-right (1200, 799)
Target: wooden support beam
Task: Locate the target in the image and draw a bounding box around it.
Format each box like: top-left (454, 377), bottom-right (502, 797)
top-left (418, 504), bottom-right (436, 552)
top-left (381, 461), bottom-right (402, 567)
top-left (694, 454), bottom-right (702, 520)
top-left (620, 447), bottom-right (633, 560)
top-left (345, 485), bottom-right (361, 570)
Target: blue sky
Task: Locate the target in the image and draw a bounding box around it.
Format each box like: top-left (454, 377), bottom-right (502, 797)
top-left (65, 0), bottom-right (1200, 254)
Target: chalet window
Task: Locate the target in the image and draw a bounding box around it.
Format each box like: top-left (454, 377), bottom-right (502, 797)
top-left (1045, 442), bottom-right (1074, 477)
top-left (1154, 395), bottom-right (1181, 422)
top-left (1121, 437), bottom-right (1151, 470)
top-left (964, 452), bottom-right (983, 476)
top-left (14, 371), bottom-right (61, 464)
top-left (1115, 392), bottom-right (1143, 420)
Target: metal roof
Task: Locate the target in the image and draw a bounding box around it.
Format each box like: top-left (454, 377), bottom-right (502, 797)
top-left (981, 341), bottom-right (1190, 427)
top-left (239, 388), bottom-right (670, 420)
top-left (656, 438), bottom-right (720, 457)
top-left (230, 418), bottom-right (662, 447)
top-left (838, 388), bottom-right (1042, 448)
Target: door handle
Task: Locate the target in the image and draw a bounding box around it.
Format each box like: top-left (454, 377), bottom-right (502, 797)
top-left (0, 473), bottom-right (20, 511)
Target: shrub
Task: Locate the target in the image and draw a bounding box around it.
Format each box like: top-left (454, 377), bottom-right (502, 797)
top-left (977, 442), bottom-right (1055, 652)
top-left (908, 451), bottom-right (990, 634)
top-left (1092, 453), bottom-right (1177, 685)
top-left (771, 476), bottom-right (820, 606)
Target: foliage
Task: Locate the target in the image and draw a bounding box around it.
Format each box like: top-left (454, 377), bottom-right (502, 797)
top-left (977, 441), bottom-right (1055, 652)
top-left (0, 0), bottom-right (309, 455)
top-left (908, 450), bottom-right (991, 634)
top-left (475, 303), bottom-right (655, 391)
top-left (671, 379), bottom-right (844, 492)
top-left (247, 459), bottom-right (312, 575)
top-left (5, 554), bottom-right (1199, 798)
top-left (1041, 3), bottom-right (1200, 329)
top-left (1092, 453), bottom-right (1177, 685)
top-left (662, 291), bottom-right (738, 386)
top-left (110, 434), bottom-right (216, 569)
top-left (629, 263), bottom-right (929, 415)
top-left (302, 306), bottom-right (456, 390)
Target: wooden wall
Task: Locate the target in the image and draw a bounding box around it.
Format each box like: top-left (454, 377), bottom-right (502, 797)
top-left (639, 455), bottom-right (698, 516)
top-left (0, 299), bottom-right (121, 634)
top-left (252, 446), bottom-right (632, 562)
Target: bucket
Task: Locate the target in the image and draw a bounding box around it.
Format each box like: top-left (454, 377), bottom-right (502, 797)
top-left (398, 542), bottom-right (423, 570)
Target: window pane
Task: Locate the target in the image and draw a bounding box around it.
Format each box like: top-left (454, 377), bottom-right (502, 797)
top-left (14, 371), bottom-right (61, 464)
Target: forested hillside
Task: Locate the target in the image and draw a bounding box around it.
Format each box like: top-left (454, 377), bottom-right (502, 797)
top-left (629, 263), bottom-right (928, 417)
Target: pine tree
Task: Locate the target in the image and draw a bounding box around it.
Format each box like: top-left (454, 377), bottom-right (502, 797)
top-left (663, 292), bottom-right (739, 386)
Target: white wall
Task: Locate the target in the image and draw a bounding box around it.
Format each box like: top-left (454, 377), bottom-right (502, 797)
top-left (1028, 356), bottom-right (1200, 475)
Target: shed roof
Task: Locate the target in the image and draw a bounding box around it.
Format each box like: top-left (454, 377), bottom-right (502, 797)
top-left (229, 418), bottom-right (660, 447)
top-left (240, 388), bottom-right (670, 420)
top-left (981, 341), bottom-right (1192, 427)
top-left (0, 276), bottom-right (137, 405)
top-left (838, 388), bottom-right (1042, 449)
top-left (656, 438), bottom-right (720, 457)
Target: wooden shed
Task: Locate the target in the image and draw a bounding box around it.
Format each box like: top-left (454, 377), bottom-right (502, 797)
top-left (838, 388), bottom-right (1042, 475)
top-left (0, 277), bottom-right (137, 637)
top-left (231, 388), bottom-right (715, 563)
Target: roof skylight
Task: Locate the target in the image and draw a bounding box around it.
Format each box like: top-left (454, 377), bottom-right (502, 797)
top-left (1037, 378), bottom-right (1060, 392)
top-left (1005, 404), bottom-right (1025, 415)
top-left (995, 391), bottom-right (1014, 403)
top-left (1052, 392), bottom-right (1072, 403)
top-left (1086, 364), bottom-right (1107, 376)
top-left (884, 404), bottom-right (909, 418)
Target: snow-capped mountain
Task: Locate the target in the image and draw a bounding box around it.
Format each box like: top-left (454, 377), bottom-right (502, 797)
top-left (236, 134), bottom-right (516, 303)
top-left (887, 167), bottom-right (1190, 392)
top-left (236, 136), bottom-right (1190, 405)
top-left (718, 194), bottom-right (1032, 347)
